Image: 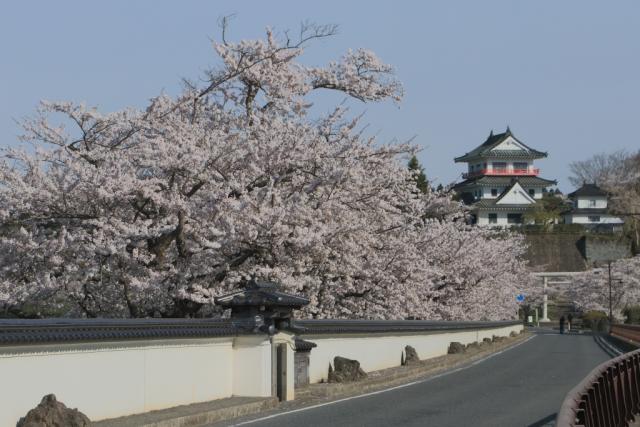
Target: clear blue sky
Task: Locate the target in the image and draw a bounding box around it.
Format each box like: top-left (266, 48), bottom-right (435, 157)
top-left (2, 1), bottom-right (639, 191)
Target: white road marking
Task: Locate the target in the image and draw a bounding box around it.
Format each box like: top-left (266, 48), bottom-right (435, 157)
top-left (229, 334), bottom-right (536, 426)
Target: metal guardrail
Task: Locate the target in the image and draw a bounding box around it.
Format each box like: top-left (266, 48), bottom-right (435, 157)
top-left (556, 348), bottom-right (640, 427)
top-left (611, 324), bottom-right (640, 346)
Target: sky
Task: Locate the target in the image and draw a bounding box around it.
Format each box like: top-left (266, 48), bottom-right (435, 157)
top-left (1, 1), bottom-right (639, 191)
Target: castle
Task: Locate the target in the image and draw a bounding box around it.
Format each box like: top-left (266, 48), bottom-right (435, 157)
top-left (452, 128), bottom-right (556, 225)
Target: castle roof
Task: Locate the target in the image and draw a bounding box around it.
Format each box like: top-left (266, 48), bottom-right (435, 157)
top-left (453, 175), bottom-right (556, 190)
top-left (454, 128), bottom-right (547, 163)
top-left (567, 183), bottom-right (609, 198)
top-left (468, 180), bottom-right (538, 211)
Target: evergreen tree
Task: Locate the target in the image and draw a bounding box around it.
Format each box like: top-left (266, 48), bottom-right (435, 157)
top-left (408, 155), bottom-right (429, 194)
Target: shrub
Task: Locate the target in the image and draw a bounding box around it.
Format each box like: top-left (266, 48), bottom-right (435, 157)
top-left (623, 306), bottom-right (640, 324)
top-left (582, 310), bottom-right (608, 330)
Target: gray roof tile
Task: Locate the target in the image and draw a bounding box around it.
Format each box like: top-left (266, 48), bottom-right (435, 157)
top-left (454, 129), bottom-right (547, 162)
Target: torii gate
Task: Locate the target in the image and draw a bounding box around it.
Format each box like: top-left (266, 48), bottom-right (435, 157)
top-left (532, 272), bottom-right (582, 322)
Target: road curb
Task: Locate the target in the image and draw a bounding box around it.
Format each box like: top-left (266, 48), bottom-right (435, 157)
top-left (93, 396), bottom-right (279, 427)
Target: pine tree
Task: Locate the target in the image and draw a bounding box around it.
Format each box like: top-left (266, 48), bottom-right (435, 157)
top-left (408, 155), bottom-right (429, 194)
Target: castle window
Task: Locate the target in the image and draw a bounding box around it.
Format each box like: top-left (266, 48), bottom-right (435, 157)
top-left (491, 189), bottom-right (498, 197)
top-left (507, 213), bottom-right (523, 224)
top-left (528, 189), bottom-right (535, 197)
top-left (493, 162), bottom-right (507, 172)
top-left (488, 213), bottom-right (497, 224)
top-left (514, 162), bottom-right (528, 172)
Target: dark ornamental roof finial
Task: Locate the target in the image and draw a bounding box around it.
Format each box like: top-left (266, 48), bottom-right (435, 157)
top-left (506, 125), bottom-right (511, 135)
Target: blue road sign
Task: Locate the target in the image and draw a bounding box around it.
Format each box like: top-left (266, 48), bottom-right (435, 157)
top-left (516, 294), bottom-right (525, 303)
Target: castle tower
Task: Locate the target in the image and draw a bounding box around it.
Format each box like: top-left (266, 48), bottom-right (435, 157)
top-left (453, 128), bottom-right (556, 225)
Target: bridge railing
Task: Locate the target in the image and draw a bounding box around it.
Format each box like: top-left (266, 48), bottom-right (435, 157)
top-left (611, 324), bottom-right (640, 346)
top-left (556, 348), bottom-right (640, 427)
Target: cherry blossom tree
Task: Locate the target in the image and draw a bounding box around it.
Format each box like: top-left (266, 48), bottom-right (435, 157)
top-left (570, 150), bottom-right (640, 252)
top-left (0, 25), bottom-right (531, 320)
top-left (566, 256), bottom-right (640, 321)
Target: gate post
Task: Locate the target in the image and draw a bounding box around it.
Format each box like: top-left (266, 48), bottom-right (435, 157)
top-left (272, 332), bottom-right (295, 401)
top-left (215, 279), bottom-right (309, 402)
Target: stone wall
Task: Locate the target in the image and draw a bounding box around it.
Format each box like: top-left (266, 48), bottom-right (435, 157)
top-left (524, 233), bottom-right (632, 272)
top-left (580, 235), bottom-right (632, 264)
top-left (524, 233), bottom-right (588, 272)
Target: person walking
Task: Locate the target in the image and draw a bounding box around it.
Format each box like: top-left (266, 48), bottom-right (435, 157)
top-left (567, 313), bottom-right (573, 332)
top-left (559, 315), bottom-right (566, 334)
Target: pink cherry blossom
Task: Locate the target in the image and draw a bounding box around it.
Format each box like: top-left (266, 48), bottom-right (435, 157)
top-left (0, 27), bottom-right (529, 320)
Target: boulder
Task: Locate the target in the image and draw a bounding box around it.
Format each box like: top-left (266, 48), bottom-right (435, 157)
top-left (328, 356), bottom-right (367, 383)
top-left (509, 331), bottom-right (519, 338)
top-left (466, 341), bottom-right (480, 350)
top-left (447, 342), bottom-right (465, 354)
top-left (492, 335), bottom-right (506, 343)
top-left (18, 394), bottom-right (91, 427)
top-left (482, 337), bottom-right (493, 345)
top-left (404, 345), bottom-right (420, 365)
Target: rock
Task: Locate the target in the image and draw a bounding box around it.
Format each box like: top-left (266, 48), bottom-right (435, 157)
top-left (18, 394), bottom-right (91, 427)
top-left (492, 335), bottom-right (506, 343)
top-left (328, 356), bottom-right (367, 383)
top-left (482, 337), bottom-right (493, 345)
top-left (404, 345), bottom-right (420, 365)
top-left (447, 342), bottom-right (465, 354)
top-left (466, 341), bottom-right (480, 350)
top-left (509, 331), bottom-right (518, 338)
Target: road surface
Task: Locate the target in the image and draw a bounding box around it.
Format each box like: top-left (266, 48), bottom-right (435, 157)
top-left (218, 331), bottom-right (611, 427)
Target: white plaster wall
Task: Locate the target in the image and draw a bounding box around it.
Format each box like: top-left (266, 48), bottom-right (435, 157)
top-left (0, 338), bottom-right (234, 426)
top-left (529, 188), bottom-right (543, 199)
top-left (496, 185), bottom-right (533, 205)
top-left (303, 324), bottom-right (522, 384)
top-left (232, 336), bottom-right (273, 398)
top-left (0, 323), bottom-right (523, 425)
top-left (492, 137), bottom-right (526, 152)
top-left (569, 214), bottom-right (624, 224)
top-left (481, 187), bottom-right (540, 200)
top-left (477, 211), bottom-right (509, 226)
top-left (482, 187), bottom-right (506, 199)
top-left (477, 212), bottom-right (530, 226)
top-left (576, 197), bottom-right (607, 209)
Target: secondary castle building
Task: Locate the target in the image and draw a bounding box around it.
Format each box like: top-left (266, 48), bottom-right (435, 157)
top-left (562, 183), bottom-right (624, 229)
top-left (453, 128), bottom-right (556, 226)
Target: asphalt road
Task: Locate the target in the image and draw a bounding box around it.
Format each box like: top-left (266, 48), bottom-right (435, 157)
top-left (219, 331), bottom-right (611, 427)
